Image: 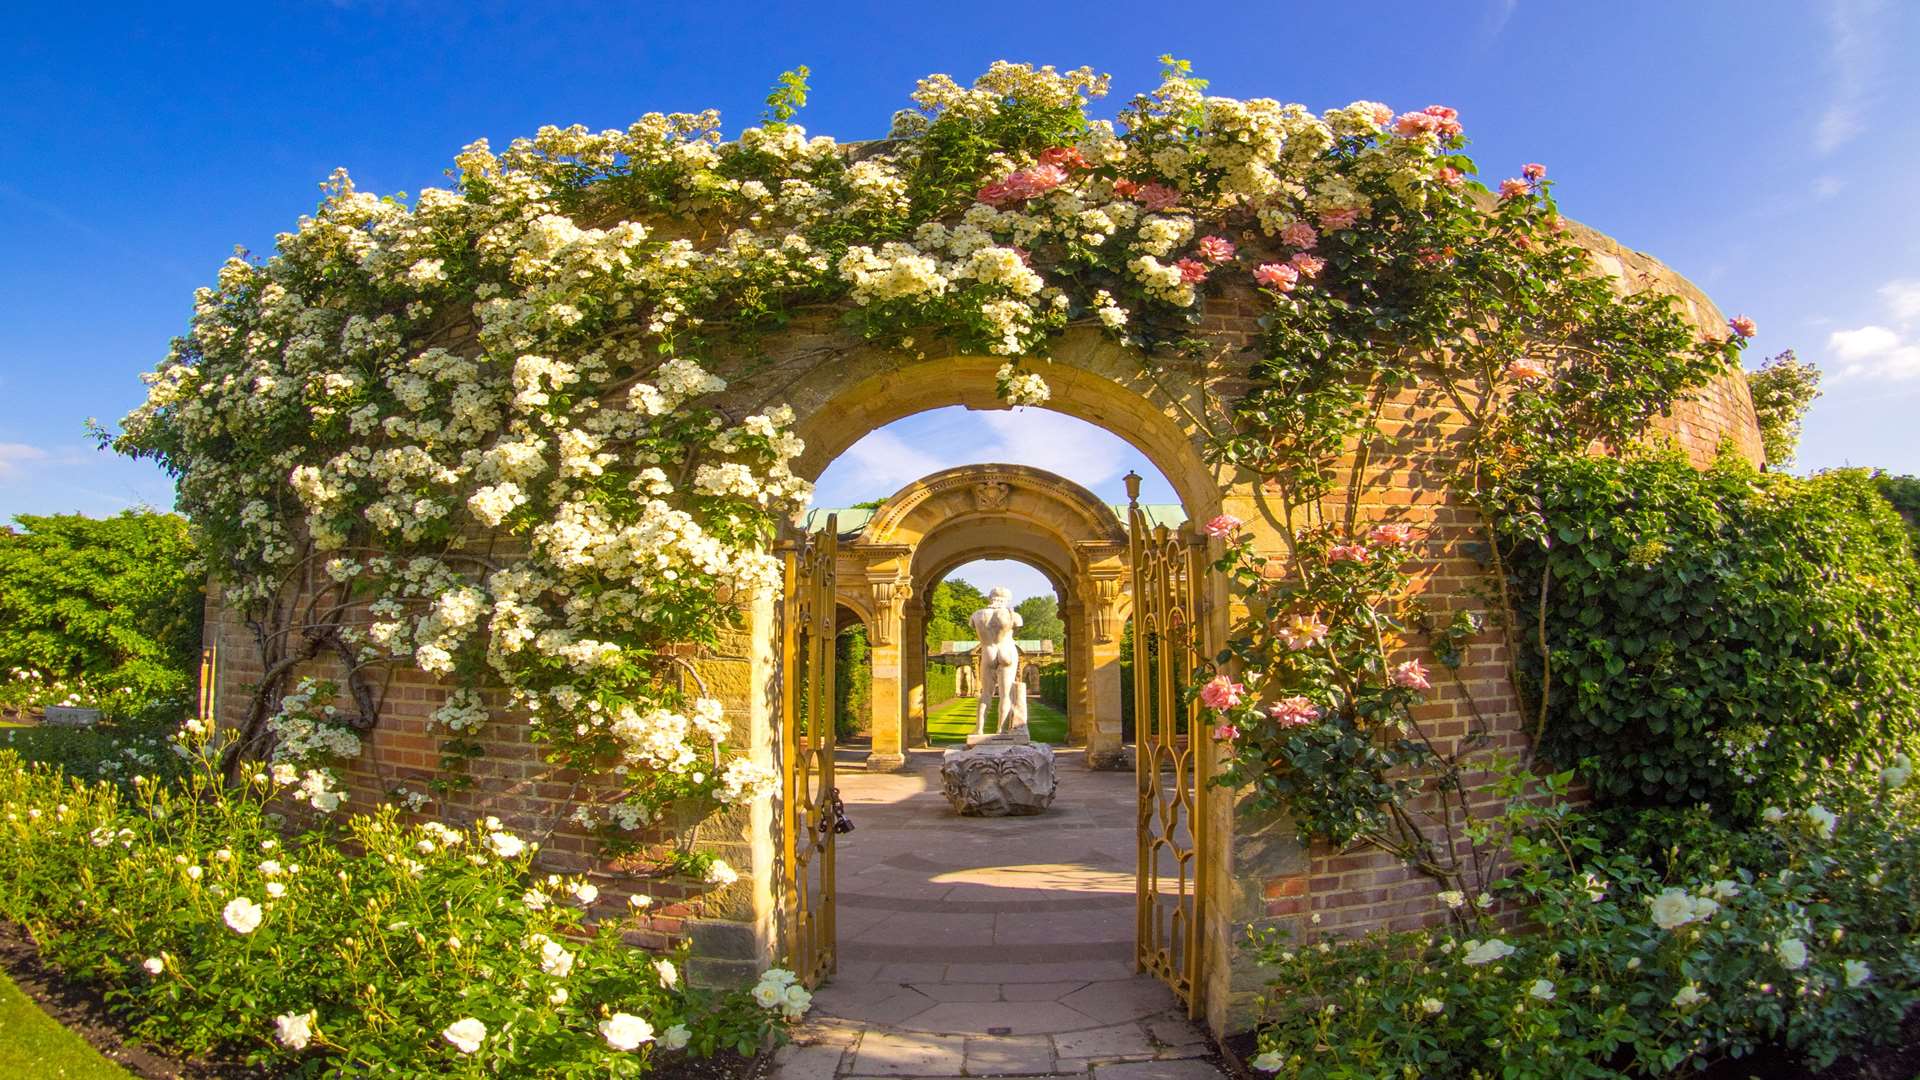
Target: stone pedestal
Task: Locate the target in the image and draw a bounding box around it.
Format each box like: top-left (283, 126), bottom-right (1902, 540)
top-left (940, 742), bottom-right (1057, 817)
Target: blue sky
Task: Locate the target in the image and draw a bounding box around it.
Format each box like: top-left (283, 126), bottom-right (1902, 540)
top-left (4, 2), bottom-right (1917, 597)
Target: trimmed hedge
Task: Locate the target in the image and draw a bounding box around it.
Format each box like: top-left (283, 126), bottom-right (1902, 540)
top-left (1503, 452), bottom-right (1920, 815)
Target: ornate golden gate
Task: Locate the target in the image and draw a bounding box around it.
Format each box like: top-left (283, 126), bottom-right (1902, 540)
top-left (1126, 478), bottom-right (1212, 1016)
top-left (778, 518), bottom-right (839, 989)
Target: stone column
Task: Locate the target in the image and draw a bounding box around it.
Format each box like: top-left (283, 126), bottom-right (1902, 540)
top-left (902, 602), bottom-right (927, 747)
top-left (866, 639), bottom-right (905, 771)
top-left (863, 575), bottom-right (910, 771)
top-left (1085, 571), bottom-right (1127, 769)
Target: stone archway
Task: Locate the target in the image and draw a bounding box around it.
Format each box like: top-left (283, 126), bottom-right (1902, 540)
top-left (811, 463), bottom-right (1147, 771)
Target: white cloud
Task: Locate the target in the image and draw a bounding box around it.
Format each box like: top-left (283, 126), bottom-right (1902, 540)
top-left (1812, 175), bottom-right (1846, 200)
top-left (1827, 325), bottom-right (1920, 380)
top-left (0, 443), bottom-right (49, 480)
top-left (974, 408), bottom-right (1133, 488)
top-left (818, 429), bottom-right (947, 503)
top-left (1814, 0), bottom-right (1885, 155)
top-left (1879, 279), bottom-right (1920, 322)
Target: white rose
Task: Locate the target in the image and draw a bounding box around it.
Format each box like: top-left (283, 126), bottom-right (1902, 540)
top-left (1418, 997), bottom-right (1444, 1015)
top-left (1845, 959), bottom-right (1872, 987)
top-left (1436, 890), bottom-right (1465, 909)
top-left (1460, 939), bottom-right (1515, 966)
top-left (662, 1023), bottom-right (691, 1051)
top-left (142, 956), bottom-right (165, 976)
top-left (489, 831), bottom-right (525, 858)
top-left (1775, 937), bottom-right (1808, 970)
top-left (752, 982), bottom-right (783, 1008)
top-left (223, 897), bottom-right (264, 935)
top-left (573, 883), bottom-right (599, 905)
top-left (1648, 888), bottom-right (1698, 931)
top-left (274, 1010), bottom-right (317, 1050)
top-left (1804, 805), bottom-right (1837, 839)
top-left (1527, 979), bottom-right (1555, 1001)
top-left (540, 940), bottom-right (575, 978)
top-left (656, 958), bottom-right (678, 988)
top-left (599, 1012), bottom-right (654, 1051)
top-left (442, 1017), bottom-right (486, 1054)
top-left (1250, 1050), bottom-right (1284, 1072)
top-left (1672, 983), bottom-right (1707, 1009)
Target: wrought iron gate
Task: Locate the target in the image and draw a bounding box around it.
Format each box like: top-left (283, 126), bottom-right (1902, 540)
top-left (779, 518), bottom-right (839, 989)
top-left (1127, 482), bottom-right (1212, 1016)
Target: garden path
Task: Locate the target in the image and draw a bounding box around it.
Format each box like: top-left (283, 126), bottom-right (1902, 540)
top-left (771, 739), bottom-right (1225, 1080)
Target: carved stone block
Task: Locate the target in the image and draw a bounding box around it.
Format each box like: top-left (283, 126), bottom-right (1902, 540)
top-left (939, 742), bottom-right (1057, 817)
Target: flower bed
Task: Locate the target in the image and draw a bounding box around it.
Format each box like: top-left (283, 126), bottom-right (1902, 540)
top-left (0, 726), bottom-right (802, 1077)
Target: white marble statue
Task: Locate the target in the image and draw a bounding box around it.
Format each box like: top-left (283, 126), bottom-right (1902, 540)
top-left (969, 587), bottom-right (1028, 741)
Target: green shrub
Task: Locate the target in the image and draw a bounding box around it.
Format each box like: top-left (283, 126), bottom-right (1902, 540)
top-left (925, 661), bottom-right (959, 710)
top-left (1247, 764), bottom-right (1920, 1078)
top-left (0, 512), bottom-right (202, 715)
top-left (0, 731), bottom-right (805, 1077)
top-left (1502, 451), bottom-right (1920, 814)
top-left (833, 626), bottom-right (870, 739)
top-left (1744, 349), bottom-right (1821, 468)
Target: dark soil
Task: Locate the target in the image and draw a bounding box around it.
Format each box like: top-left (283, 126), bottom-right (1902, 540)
top-left (0, 921), bottom-right (770, 1079)
top-left (1220, 1017), bottom-right (1920, 1080)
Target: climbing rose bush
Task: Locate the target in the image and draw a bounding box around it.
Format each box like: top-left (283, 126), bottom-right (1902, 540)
top-left (0, 724), bottom-right (802, 1076)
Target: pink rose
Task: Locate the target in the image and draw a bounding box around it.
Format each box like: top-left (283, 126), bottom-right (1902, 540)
top-left (1328, 544), bottom-right (1370, 564)
top-left (1436, 166), bottom-right (1464, 188)
top-left (1318, 207), bottom-right (1361, 231)
top-left (1112, 178), bottom-right (1140, 198)
top-left (1203, 514), bottom-right (1242, 538)
top-left (1367, 522), bottom-right (1414, 546)
top-left (1253, 263), bottom-right (1299, 291)
top-left (1037, 146), bottom-right (1089, 171)
top-left (1391, 659), bottom-right (1431, 690)
top-left (1174, 258), bottom-right (1211, 284)
top-left (977, 164), bottom-right (1068, 206)
top-left (1422, 105), bottom-right (1462, 138)
top-left (1195, 235), bottom-right (1237, 264)
top-left (1366, 103), bottom-right (1394, 127)
top-left (1280, 221), bottom-right (1319, 250)
top-left (1393, 111), bottom-right (1439, 138)
top-left (1278, 612), bottom-right (1329, 651)
top-left (1506, 358), bottom-right (1550, 382)
top-left (1134, 182), bottom-right (1181, 211)
top-left (1212, 723), bottom-right (1241, 742)
top-left (1498, 178), bottom-right (1530, 200)
top-left (1289, 253), bottom-right (1325, 278)
top-left (1200, 676), bottom-right (1245, 712)
top-left (1728, 315), bottom-right (1757, 339)
top-left (1522, 162), bottom-right (1547, 181)
top-left (1267, 696), bottom-right (1321, 728)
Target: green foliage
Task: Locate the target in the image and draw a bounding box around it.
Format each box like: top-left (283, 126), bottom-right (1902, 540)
top-left (762, 66), bottom-right (810, 128)
top-left (1248, 770), bottom-right (1920, 1078)
top-left (1501, 451), bottom-right (1920, 814)
top-left (833, 625), bottom-right (869, 739)
top-left (1034, 662), bottom-right (1067, 707)
top-left (0, 734), bottom-right (801, 1077)
top-left (924, 661), bottom-right (959, 711)
top-left (1013, 594), bottom-right (1064, 645)
top-left (0, 512), bottom-right (202, 714)
top-left (1745, 349), bottom-right (1822, 467)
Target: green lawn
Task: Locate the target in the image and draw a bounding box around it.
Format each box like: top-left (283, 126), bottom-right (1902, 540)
top-left (0, 972), bottom-right (131, 1079)
top-left (928, 695), bottom-right (1069, 745)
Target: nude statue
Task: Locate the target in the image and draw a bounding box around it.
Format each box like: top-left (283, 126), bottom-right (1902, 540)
top-left (969, 587), bottom-right (1024, 737)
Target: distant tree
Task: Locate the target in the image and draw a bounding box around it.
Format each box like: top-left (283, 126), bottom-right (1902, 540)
top-left (0, 512), bottom-right (203, 711)
top-left (923, 578), bottom-right (986, 652)
top-left (1746, 349), bottom-right (1822, 467)
top-left (1874, 472), bottom-right (1920, 559)
top-left (1014, 594), bottom-right (1065, 645)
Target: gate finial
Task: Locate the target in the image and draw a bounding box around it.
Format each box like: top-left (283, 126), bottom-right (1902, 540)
top-left (1123, 470), bottom-right (1142, 506)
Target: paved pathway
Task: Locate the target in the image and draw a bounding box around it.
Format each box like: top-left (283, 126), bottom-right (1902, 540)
top-left (773, 746), bottom-right (1226, 1079)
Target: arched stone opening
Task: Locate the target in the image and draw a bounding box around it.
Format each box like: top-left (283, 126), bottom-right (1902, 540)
top-left (813, 461), bottom-right (1144, 770)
